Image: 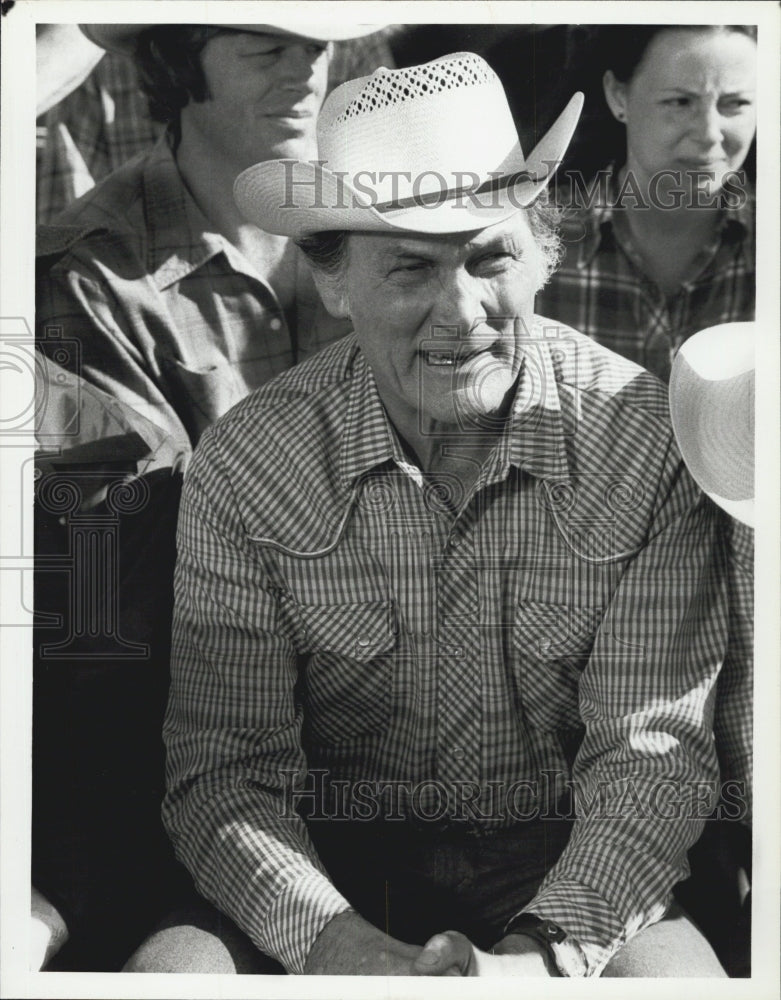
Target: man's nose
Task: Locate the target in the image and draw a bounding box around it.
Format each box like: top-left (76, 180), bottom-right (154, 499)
top-left (430, 271), bottom-right (484, 337)
top-left (276, 44), bottom-right (323, 87)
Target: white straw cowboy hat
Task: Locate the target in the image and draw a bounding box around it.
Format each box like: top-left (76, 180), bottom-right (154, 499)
top-left (80, 22), bottom-right (386, 56)
top-left (669, 322), bottom-right (755, 528)
top-left (234, 52), bottom-right (584, 237)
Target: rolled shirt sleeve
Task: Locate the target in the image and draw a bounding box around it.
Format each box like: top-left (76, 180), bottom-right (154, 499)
top-left (162, 426), bottom-right (352, 974)
top-left (519, 443), bottom-right (727, 974)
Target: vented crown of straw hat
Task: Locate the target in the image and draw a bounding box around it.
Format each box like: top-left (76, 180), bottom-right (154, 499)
top-left (234, 52), bottom-right (584, 238)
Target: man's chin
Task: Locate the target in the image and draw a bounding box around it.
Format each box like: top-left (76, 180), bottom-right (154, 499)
top-left (248, 131), bottom-right (318, 166)
top-left (456, 368), bottom-right (515, 419)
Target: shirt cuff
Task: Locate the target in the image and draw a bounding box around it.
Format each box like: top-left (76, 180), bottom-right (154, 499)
top-left (262, 870), bottom-right (354, 974)
top-left (511, 878), bottom-right (658, 976)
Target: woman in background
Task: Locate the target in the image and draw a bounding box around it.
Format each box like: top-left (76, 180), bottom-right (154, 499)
top-left (537, 25), bottom-right (756, 382)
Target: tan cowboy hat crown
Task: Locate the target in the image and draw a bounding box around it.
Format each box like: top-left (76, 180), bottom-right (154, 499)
top-left (234, 52), bottom-right (583, 237)
top-left (80, 22), bottom-right (387, 56)
top-left (669, 322), bottom-right (755, 528)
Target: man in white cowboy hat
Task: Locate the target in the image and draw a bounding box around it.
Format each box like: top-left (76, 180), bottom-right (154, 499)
top-left (36, 21), bottom-right (387, 463)
top-left (157, 54), bottom-right (732, 977)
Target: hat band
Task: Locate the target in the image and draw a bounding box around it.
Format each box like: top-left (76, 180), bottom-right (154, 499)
top-left (373, 165), bottom-right (554, 216)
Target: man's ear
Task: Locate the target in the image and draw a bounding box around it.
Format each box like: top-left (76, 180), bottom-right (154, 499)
top-left (602, 70), bottom-right (628, 124)
top-left (311, 269), bottom-right (350, 320)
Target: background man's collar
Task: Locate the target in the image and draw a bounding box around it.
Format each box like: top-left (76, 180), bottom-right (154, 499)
top-left (143, 135), bottom-right (227, 289)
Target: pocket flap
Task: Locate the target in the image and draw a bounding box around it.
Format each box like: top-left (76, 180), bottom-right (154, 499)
top-left (513, 601), bottom-right (602, 660)
top-left (298, 600), bottom-right (396, 660)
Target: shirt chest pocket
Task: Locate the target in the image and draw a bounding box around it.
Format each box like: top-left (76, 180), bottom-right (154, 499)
top-left (298, 600), bottom-right (397, 745)
top-left (511, 601), bottom-right (602, 732)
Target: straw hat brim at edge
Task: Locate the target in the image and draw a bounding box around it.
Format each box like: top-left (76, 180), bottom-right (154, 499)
top-left (669, 322), bottom-right (755, 528)
top-left (234, 92), bottom-right (584, 238)
top-left (81, 23), bottom-right (388, 56)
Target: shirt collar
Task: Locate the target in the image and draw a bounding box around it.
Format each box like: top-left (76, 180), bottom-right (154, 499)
top-left (142, 133), bottom-right (230, 291)
top-left (336, 327), bottom-right (572, 495)
top-left (506, 325), bottom-right (571, 481)
top-left (337, 350), bottom-right (402, 489)
top-left (720, 186), bottom-right (754, 242)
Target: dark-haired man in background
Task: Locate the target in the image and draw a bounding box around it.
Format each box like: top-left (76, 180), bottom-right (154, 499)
top-left (36, 22), bottom-right (386, 460)
top-left (32, 21), bottom-right (385, 970)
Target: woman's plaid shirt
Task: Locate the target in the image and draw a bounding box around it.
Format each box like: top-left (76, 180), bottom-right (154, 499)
top-left (163, 324), bottom-right (736, 974)
top-left (537, 168), bottom-right (755, 382)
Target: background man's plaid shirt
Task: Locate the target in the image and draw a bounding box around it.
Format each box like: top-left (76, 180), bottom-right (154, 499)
top-left (163, 324), bottom-right (738, 975)
top-left (36, 135), bottom-right (348, 462)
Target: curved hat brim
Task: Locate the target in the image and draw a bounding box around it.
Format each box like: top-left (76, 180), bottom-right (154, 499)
top-left (669, 322), bottom-right (755, 527)
top-left (235, 92), bottom-right (584, 238)
top-left (234, 161), bottom-right (555, 238)
top-left (80, 22), bottom-right (388, 56)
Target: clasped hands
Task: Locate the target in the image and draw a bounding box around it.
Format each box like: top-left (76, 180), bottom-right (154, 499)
top-left (303, 910), bottom-right (555, 976)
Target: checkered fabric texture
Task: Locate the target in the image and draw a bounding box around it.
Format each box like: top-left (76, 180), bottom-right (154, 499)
top-left (163, 323), bottom-right (738, 975)
top-left (712, 515), bottom-right (753, 822)
top-left (537, 167), bottom-right (755, 382)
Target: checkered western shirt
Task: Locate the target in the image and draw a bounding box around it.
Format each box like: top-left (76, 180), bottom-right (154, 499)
top-left (164, 323), bottom-right (733, 975)
top-left (713, 514), bottom-right (753, 825)
top-left (36, 134), bottom-right (348, 462)
top-left (536, 168), bottom-right (755, 382)
top-left (36, 34), bottom-right (396, 224)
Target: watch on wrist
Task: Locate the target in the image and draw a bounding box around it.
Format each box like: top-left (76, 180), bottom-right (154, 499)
top-left (503, 913), bottom-right (588, 977)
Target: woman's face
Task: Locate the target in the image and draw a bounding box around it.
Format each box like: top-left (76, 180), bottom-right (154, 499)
top-left (604, 29), bottom-right (756, 199)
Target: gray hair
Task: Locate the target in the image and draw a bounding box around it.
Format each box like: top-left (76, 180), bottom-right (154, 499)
top-left (296, 230), bottom-right (350, 277)
top-left (296, 197), bottom-right (564, 291)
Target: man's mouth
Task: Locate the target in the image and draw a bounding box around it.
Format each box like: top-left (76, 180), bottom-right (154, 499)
top-left (425, 350), bottom-right (455, 366)
top-left (424, 347), bottom-right (493, 367)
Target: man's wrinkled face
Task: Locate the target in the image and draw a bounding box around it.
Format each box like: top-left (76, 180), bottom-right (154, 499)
top-left (340, 212), bottom-right (545, 433)
top-left (184, 30), bottom-right (329, 169)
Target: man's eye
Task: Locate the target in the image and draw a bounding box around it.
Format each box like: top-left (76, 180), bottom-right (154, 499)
top-left (475, 253), bottom-right (516, 273)
top-left (392, 262), bottom-right (429, 274)
top-left (662, 97), bottom-right (690, 108)
top-left (242, 48), bottom-right (281, 61)
top-left (720, 98), bottom-right (753, 114)
top-left (387, 262), bottom-right (431, 284)
top-left (306, 43), bottom-right (328, 58)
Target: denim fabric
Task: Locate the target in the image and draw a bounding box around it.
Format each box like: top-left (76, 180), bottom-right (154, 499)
top-left (309, 816), bottom-right (573, 949)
